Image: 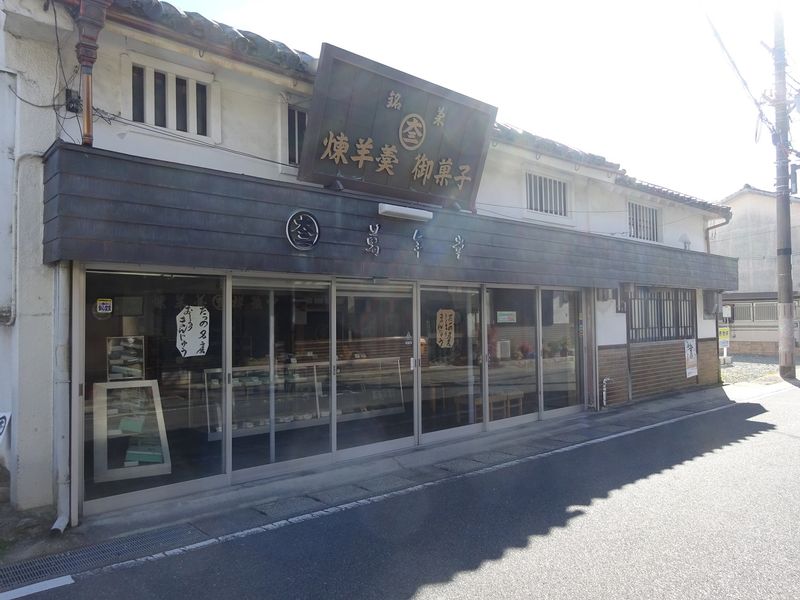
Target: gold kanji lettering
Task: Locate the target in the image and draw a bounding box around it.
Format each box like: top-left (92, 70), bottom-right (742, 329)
top-left (350, 137), bottom-right (375, 168)
top-left (433, 158), bottom-right (453, 186)
top-left (320, 131), bottom-right (350, 165)
top-left (411, 153), bottom-right (434, 184)
top-left (375, 144), bottom-right (399, 175)
top-left (454, 165), bottom-right (472, 191)
top-left (386, 90), bottom-right (402, 110)
top-left (433, 106), bottom-right (446, 127)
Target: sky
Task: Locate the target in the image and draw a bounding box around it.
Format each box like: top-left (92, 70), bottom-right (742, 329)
top-left (173, 1), bottom-right (799, 203)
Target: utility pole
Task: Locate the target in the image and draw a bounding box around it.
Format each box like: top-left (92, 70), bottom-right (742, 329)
top-left (774, 11), bottom-right (796, 379)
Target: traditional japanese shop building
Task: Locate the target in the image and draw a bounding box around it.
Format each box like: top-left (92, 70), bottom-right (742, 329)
top-left (1, 0), bottom-right (736, 523)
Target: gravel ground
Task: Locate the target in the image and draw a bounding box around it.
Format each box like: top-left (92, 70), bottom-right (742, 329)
top-left (720, 353), bottom-right (784, 385)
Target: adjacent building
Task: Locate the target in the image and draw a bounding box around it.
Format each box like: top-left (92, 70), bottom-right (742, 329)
top-left (0, 0), bottom-right (736, 524)
top-left (710, 185), bottom-right (800, 355)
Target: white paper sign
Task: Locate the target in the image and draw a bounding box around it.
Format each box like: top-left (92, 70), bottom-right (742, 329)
top-left (176, 306), bottom-right (210, 357)
top-left (0, 412), bottom-right (9, 443)
top-left (553, 293), bottom-right (570, 324)
top-left (685, 338), bottom-right (698, 378)
top-left (436, 309), bottom-right (455, 348)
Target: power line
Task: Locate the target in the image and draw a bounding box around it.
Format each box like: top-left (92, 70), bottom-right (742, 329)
top-left (93, 107), bottom-right (298, 170)
top-left (706, 13), bottom-right (776, 136)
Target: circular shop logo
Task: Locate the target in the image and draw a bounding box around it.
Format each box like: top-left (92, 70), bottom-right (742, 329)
top-left (399, 113), bottom-right (426, 151)
top-left (286, 210), bottom-right (320, 251)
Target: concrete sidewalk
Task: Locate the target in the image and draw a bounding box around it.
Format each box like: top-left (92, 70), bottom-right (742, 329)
top-left (0, 379), bottom-right (793, 592)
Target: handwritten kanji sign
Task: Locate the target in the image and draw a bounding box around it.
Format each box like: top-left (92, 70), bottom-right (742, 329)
top-left (176, 306), bottom-right (210, 358)
top-left (436, 309), bottom-right (455, 349)
top-left (685, 339), bottom-right (698, 378)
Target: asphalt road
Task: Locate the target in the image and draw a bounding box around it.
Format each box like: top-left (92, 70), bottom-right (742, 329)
top-left (37, 390), bottom-right (800, 599)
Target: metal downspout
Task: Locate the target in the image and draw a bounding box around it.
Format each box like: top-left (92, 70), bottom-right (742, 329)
top-left (704, 212), bottom-right (732, 253)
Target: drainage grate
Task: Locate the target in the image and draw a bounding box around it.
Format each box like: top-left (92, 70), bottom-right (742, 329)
top-left (0, 523), bottom-right (208, 592)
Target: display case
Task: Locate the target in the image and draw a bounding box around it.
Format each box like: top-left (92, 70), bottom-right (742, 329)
top-left (203, 357), bottom-right (406, 440)
top-left (204, 365), bottom-right (271, 441)
top-left (92, 380), bottom-right (171, 482)
top-left (106, 336), bottom-right (145, 381)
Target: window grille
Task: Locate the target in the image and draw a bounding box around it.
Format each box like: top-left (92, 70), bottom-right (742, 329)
top-left (131, 65), bottom-right (210, 137)
top-left (628, 287), bottom-right (695, 342)
top-left (628, 202), bottom-right (660, 241)
top-left (753, 302), bottom-right (778, 321)
top-left (733, 303), bottom-right (753, 321)
top-left (288, 107), bottom-right (307, 166)
top-left (526, 174), bottom-right (568, 216)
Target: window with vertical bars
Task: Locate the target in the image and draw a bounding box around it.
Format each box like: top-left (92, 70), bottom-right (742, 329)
top-left (130, 64), bottom-right (210, 137)
top-left (526, 174), bottom-right (568, 216)
top-left (288, 106), bottom-right (307, 166)
top-left (628, 287), bottom-right (695, 342)
top-left (628, 202), bottom-right (660, 241)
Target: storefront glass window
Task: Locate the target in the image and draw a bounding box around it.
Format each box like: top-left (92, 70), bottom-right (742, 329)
top-left (230, 286), bottom-right (332, 469)
top-left (487, 289), bottom-right (539, 419)
top-left (231, 289), bottom-right (271, 470)
top-left (541, 289), bottom-right (582, 410)
top-left (84, 272), bottom-right (224, 500)
top-left (273, 289), bottom-right (331, 462)
top-left (420, 289), bottom-right (482, 433)
top-left (335, 287), bottom-right (414, 449)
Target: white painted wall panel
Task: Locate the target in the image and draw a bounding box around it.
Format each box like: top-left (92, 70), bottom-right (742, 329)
top-left (595, 298), bottom-right (627, 346)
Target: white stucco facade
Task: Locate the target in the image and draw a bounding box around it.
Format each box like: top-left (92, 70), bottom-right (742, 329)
top-left (477, 143), bottom-right (711, 252)
top-left (710, 186), bottom-right (800, 294)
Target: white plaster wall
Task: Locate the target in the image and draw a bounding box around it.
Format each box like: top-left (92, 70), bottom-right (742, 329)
top-left (86, 26), bottom-right (308, 186)
top-left (477, 143), bottom-right (710, 252)
top-left (595, 298), bottom-right (627, 346)
top-left (2, 5), bottom-right (65, 507)
top-left (0, 72), bottom-right (13, 321)
top-left (0, 70), bottom-right (16, 468)
top-left (710, 191), bottom-right (800, 293)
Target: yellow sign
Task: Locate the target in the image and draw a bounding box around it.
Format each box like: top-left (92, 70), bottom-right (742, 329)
top-left (719, 325), bottom-right (730, 349)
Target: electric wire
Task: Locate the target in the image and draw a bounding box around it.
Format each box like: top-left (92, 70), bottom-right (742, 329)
top-left (95, 106), bottom-right (314, 170)
top-left (51, 3), bottom-right (81, 144)
top-left (706, 13), bottom-right (777, 137)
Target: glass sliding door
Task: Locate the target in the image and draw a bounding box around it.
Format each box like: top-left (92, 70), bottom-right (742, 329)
top-left (231, 284), bottom-right (331, 469)
top-left (487, 289), bottom-right (538, 420)
top-left (541, 289), bottom-right (582, 410)
top-left (420, 288), bottom-right (482, 433)
top-left (230, 288), bottom-right (271, 470)
top-left (335, 285), bottom-right (414, 450)
top-left (274, 288), bottom-right (331, 461)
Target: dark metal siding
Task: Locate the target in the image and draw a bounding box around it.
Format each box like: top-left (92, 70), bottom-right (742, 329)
top-left (43, 143), bottom-right (738, 290)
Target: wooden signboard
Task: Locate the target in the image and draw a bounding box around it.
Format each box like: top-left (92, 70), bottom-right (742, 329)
top-left (299, 44), bottom-right (497, 211)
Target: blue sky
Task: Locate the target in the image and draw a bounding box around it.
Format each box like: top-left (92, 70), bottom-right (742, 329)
top-left (167, 1), bottom-right (799, 203)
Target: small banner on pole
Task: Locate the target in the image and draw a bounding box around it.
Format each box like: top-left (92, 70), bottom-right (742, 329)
top-left (718, 326), bottom-right (730, 349)
top-left (685, 339), bottom-right (698, 378)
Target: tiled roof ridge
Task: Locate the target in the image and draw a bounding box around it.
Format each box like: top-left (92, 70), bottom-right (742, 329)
top-left (492, 122), bottom-right (622, 172)
top-left (615, 174), bottom-right (731, 217)
top-left (109, 0), bottom-right (317, 77)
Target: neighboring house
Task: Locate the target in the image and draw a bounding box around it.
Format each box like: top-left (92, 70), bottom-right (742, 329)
top-left (709, 185), bottom-right (800, 355)
top-left (0, 0), bottom-right (736, 523)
